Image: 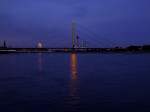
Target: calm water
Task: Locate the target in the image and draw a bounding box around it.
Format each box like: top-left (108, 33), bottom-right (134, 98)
top-left (0, 53), bottom-right (150, 112)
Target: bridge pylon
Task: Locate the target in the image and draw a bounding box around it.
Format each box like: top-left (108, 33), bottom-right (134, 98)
top-left (72, 21), bottom-right (79, 48)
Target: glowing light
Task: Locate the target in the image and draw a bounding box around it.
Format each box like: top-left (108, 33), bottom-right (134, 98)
top-left (37, 42), bottom-right (43, 48)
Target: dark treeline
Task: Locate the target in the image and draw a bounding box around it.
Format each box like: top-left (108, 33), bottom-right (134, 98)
top-left (112, 45), bottom-right (150, 52)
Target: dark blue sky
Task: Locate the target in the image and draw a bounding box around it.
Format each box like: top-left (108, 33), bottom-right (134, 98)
top-left (0, 0), bottom-right (150, 47)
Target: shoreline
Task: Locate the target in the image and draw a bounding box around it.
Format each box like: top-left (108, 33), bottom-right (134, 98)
top-left (0, 47), bottom-right (150, 54)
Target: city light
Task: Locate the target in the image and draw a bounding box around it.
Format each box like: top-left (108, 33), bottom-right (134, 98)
top-left (37, 42), bottom-right (43, 48)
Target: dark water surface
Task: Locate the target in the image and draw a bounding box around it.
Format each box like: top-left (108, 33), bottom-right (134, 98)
top-left (0, 53), bottom-right (150, 112)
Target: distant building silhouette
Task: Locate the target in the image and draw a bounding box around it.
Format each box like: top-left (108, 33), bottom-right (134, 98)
top-left (4, 41), bottom-right (7, 48)
top-left (0, 41), bottom-right (7, 48)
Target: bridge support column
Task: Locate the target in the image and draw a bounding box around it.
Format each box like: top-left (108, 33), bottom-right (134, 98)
top-left (72, 21), bottom-right (76, 48)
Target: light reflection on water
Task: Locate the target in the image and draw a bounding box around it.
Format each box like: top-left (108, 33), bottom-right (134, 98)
top-left (70, 53), bottom-right (79, 96)
top-left (37, 53), bottom-right (80, 112)
top-left (0, 53), bottom-right (150, 112)
top-left (69, 53), bottom-right (80, 111)
top-left (70, 53), bottom-right (78, 80)
top-left (64, 53), bottom-right (80, 112)
top-left (37, 53), bottom-right (43, 73)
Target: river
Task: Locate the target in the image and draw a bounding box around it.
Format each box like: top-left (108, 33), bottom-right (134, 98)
top-left (0, 53), bottom-right (150, 112)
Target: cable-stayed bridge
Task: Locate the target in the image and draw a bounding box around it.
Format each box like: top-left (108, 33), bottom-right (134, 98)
top-left (0, 22), bottom-right (113, 53)
top-left (0, 22), bottom-right (150, 53)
